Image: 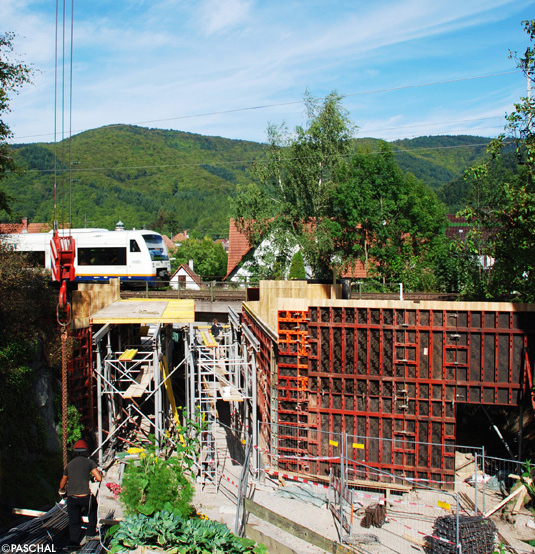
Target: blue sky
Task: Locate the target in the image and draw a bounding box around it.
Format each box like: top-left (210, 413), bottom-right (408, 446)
top-left (3, 0), bottom-right (533, 144)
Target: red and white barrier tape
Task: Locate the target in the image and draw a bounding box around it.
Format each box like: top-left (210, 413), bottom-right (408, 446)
top-left (264, 469), bottom-right (329, 490)
top-left (388, 517), bottom-right (456, 546)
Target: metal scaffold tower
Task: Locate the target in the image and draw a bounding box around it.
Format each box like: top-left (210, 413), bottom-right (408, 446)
top-left (185, 306), bottom-right (259, 483)
top-left (92, 321), bottom-right (181, 464)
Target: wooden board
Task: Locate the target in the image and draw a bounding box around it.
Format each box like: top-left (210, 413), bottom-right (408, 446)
top-left (119, 349), bottom-right (138, 361)
top-left (123, 366), bottom-right (152, 398)
top-left (244, 498), bottom-right (334, 553)
top-left (90, 299), bottom-right (194, 324)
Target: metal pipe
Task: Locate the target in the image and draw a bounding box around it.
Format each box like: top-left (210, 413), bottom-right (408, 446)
top-left (96, 344), bottom-right (103, 466)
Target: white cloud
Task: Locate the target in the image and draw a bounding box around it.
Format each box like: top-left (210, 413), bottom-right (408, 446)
top-left (197, 0), bottom-right (253, 35)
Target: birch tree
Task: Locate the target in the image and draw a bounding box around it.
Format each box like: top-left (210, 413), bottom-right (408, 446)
top-left (231, 91), bottom-right (354, 278)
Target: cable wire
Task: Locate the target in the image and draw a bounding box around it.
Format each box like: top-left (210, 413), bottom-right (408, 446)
top-left (11, 69), bottom-right (521, 142)
top-left (21, 137), bottom-right (514, 176)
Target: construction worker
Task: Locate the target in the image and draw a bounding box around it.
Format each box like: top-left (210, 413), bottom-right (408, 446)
top-left (211, 318), bottom-right (223, 357)
top-left (58, 439), bottom-right (102, 547)
top-left (210, 318), bottom-right (222, 343)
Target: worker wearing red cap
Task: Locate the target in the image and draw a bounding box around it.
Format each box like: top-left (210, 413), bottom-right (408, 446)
top-left (59, 440), bottom-right (102, 547)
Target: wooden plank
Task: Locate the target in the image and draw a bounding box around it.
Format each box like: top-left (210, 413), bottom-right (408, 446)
top-left (220, 386), bottom-right (244, 402)
top-left (119, 348), bottom-right (138, 361)
top-left (12, 508), bottom-right (46, 517)
top-left (244, 498), bottom-right (335, 553)
top-left (245, 525), bottom-right (300, 554)
top-left (123, 366), bottom-right (151, 398)
top-left (402, 533), bottom-right (426, 548)
top-left (200, 330), bottom-right (217, 347)
top-left (484, 486), bottom-right (524, 517)
top-left (267, 468), bottom-right (410, 494)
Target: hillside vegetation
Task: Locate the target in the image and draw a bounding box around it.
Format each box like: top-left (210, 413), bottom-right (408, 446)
top-left (2, 125), bottom-right (490, 237)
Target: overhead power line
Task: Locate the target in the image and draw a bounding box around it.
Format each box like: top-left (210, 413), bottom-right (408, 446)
top-left (11, 69), bottom-right (521, 142)
top-left (21, 136), bottom-right (515, 176)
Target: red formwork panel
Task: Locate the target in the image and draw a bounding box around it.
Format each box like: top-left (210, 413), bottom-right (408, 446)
top-left (245, 303), bottom-right (535, 484)
top-left (68, 326), bottom-right (94, 428)
top-left (277, 310), bottom-right (310, 472)
top-left (305, 305), bottom-right (535, 485)
top-left (242, 308), bottom-right (273, 447)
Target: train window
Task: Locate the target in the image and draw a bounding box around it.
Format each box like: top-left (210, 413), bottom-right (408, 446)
top-left (142, 234), bottom-right (169, 261)
top-left (130, 240), bottom-right (141, 252)
top-left (78, 247), bottom-right (127, 266)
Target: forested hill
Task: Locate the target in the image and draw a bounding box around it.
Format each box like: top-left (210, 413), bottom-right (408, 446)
top-left (391, 135), bottom-right (489, 190)
top-left (3, 125), bottom-right (490, 238)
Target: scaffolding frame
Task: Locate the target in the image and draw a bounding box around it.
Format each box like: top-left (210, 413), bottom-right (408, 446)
top-left (92, 321), bottom-right (177, 464)
top-left (184, 307), bottom-right (259, 483)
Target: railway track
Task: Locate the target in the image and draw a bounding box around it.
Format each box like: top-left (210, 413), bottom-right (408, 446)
top-left (121, 289), bottom-right (459, 302)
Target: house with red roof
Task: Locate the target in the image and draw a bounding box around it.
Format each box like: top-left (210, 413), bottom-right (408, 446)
top-left (170, 261), bottom-right (202, 290)
top-left (171, 231), bottom-right (189, 244)
top-left (225, 218), bottom-right (368, 281)
top-left (0, 217), bottom-right (51, 235)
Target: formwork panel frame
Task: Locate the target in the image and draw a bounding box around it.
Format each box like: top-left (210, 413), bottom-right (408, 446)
top-left (303, 304), bottom-right (533, 483)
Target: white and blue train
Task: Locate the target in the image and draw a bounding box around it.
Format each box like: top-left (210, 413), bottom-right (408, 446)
top-left (5, 227), bottom-right (171, 287)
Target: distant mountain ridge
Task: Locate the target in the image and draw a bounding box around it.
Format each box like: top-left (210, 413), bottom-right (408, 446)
top-left (2, 125), bottom-right (490, 238)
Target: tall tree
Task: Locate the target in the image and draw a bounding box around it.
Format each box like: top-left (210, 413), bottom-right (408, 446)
top-left (232, 91), bottom-right (354, 278)
top-left (460, 20), bottom-right (535, 301)
top-left (169, 237), bottom-right (227, 279)
top-left (328, 141), bottom-right (447, 290)
top-left (0, 32), bottom-right (32, 214)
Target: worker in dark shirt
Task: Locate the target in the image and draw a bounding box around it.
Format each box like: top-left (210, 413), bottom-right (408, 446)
top-left (59, 439), bottom-right (102, 546)
top-left (211, 318), bottom-right (222, 342)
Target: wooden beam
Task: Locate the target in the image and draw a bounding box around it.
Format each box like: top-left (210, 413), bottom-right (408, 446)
top-left (484, 486), bottom-right (524, 518)
top-left (245, 525), bottom-right (300, 554)
top-left (12, 508), bottom-right (46, 517)
top-left (244, 498), bottom-right (335, 553)
top-left (402, 533), bottom-right (427, 548)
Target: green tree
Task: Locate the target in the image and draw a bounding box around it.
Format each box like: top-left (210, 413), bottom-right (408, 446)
top-left (0, 239), bottom-right (61, 514)
top-left (288, 249), bottom-right (306, 279)
top-left (459, 19), bottom-right (535, 301)
top-left (232, 91), bottom-right (354, 278)
top-left (328, 141), bottom-right (447, 290)
top-left (0, 32), bottom-right (32, 214)
top-left (169, 237), bottom-right (227, 279)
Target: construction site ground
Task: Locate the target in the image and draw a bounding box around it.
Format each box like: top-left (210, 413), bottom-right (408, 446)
top-left (5, 447), bottom-right (533, 553)
top-left (92, 425), bottom-right (535, 554)
top-left (190, 429), bottom-right (535, 554)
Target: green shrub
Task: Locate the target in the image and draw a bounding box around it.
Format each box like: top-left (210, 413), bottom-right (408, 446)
top-left (108, 510), bottom-right (266, 553)
top-left (57, 404), bottom-right (85, 450)
top-left (288, 250), bottom-right (306, 280)
top-left (120, 443), bottom-right (194, 517)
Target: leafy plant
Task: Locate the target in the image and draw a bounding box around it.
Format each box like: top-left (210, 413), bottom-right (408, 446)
top-left (118, 407), bottom-right (208, 517)
top-left (57, 404), bottom-right (85, 450)
top-left (120, 442), bottom-right (194, 517)
top-left (164, 405), bottom-right (208, 472)
top-left (107, 510), bottom-right (267, 553)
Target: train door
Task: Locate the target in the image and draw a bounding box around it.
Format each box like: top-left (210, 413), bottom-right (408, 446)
top-left (128, 237), bottom-right (146, 285)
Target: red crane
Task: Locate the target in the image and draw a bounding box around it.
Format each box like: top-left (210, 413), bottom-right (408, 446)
top-left (50, 231), bottom-right (76, 315)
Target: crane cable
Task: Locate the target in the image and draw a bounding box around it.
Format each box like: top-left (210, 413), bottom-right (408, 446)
top-left (55, 0), bottom-right (75, 469)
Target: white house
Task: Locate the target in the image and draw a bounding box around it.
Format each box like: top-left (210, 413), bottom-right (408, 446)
top-left (169, 261), bottom-right (202, 290)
